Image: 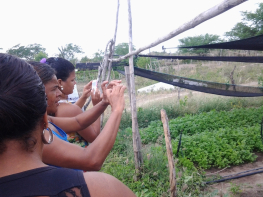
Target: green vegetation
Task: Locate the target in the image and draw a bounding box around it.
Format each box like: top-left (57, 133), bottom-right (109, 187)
top-left (75, 70), bottom-right (98, 82)
top-left (225, 3), bottom-right (263, 40)
top-left (172, 126), bottom-right (262, 169)
top-left (101, 99), bottom-right (263, 196)
top-left (6, 43), bottom-right (47, 61)
top-left (229, 182), bottom-right (242, 195)
top-left (136, 57), bottom-right (151, 69)
top-left (75, 69), bottom-right (120, 83)
top-left (119, 96), bottom-right (263, 130)
top-left (122, 106), bottom-right (263, 169)
top-left (102, 128), bottom-right (207, 197)
top-left (178, 34), bottom-right (222, 55)
top-left (140, 106), bottom-right (263, 139)
top-left (57, 43), bottom-right (84, 65)
top-left (34, 51), bottom-right (48, 62)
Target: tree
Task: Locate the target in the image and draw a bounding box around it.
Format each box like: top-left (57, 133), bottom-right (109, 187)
top-left (114, 43), bottom-right (135, 56)
top-left (136, 57), bottom-right (150, 69)
top-left (80, 56), bottom-right (90, 63)
top-left (34, 51), bottom-right (48, 62)
top-left (178, 34), bottom-right (222, 55)
top-left (7, 44), bottom-right (46, 60)
top-left (225, 3), bottom-right (263, 40)
top-left (57, 43), bottom-right (83, 61)
top-left (69, 58), bottom-right (79, 66)
top-left (114, 43), bottom-right (129, 56)
top-left (114, 43), bottom-right (135, 64)
top-left (90, 50), bottom-right (104, 62)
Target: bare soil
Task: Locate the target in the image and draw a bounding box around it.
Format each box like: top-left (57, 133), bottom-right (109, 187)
top-left (205, 153), bottom-right (263, 197)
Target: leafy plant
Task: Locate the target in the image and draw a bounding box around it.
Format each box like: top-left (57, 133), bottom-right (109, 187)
top-left (229, 183), bottom-right (242, 195)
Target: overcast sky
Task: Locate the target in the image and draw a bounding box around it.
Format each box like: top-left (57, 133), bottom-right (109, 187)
top-left (0, 0), bottom-right (261, 58)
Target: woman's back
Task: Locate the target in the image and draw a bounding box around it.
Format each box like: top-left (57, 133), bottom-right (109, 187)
top-left (0, 167), bottom-right (90, 197)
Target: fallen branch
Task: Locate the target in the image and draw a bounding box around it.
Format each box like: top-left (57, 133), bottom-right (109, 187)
top-left (109, 0), bottom-right (247, 62)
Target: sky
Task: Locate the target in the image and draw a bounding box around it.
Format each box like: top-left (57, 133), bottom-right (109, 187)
top-left (0, 0), bottom-right (262, 59)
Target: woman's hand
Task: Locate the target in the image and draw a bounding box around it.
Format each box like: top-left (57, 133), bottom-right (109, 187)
top-left (91, 88), bottom-right (102, 106)
top-left (101, 80), bottom-right (122, 105)
top-left (81, 81), bottom-right (92, 99)
top-left (106, 84), bottom-right (126, 113)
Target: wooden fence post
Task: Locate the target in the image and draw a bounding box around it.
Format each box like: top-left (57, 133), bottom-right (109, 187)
top-left (125, 66), bottom-right (131, 104)
top-left (127, 0), bottom-right (143, 171)
top-left (161, 109), bottom-right (177, 197)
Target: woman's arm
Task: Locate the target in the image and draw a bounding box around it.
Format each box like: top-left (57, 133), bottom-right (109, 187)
top-left (50, 81), bottom-right (121, 138)
top-left (53, 103), bottom-right (101, 142)
top-left (74, 81), bottom-right (92, 109)
top-left (49, 100), bottom-right (107, 136)
top-left (42, 85), bottom-right (126, 171)
top-left (77, 88), bottom-right (102, 141)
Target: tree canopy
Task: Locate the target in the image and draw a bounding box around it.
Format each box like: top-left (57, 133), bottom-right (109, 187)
top-left (178, 34), bottom-right (222, 55)
top-left (114, 43), bottom-right (136, 56)
top-left (114, 43), bottom-right (136, 64)
top-left (80, 56), bottom-right (91, 63)
top-left (91, 50), bottom-right (104, 62)
top-left (136, 57), bottom-right (150, 69)
top-left (225, 3), bottom-right (263, 40)
top-left (7, 44), bottom-right (47, 60)
top-left (57, 43), bottom-right (83, 61)
top-left (34, 51), bottom-right (48, 62)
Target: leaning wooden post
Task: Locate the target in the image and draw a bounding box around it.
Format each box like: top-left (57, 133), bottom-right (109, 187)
top-left (161, 109), bottom-right (177, 197)
top-left (107, 0), bottom-right (120, 81)
top-left (127, 0), bottom-right (143, 171)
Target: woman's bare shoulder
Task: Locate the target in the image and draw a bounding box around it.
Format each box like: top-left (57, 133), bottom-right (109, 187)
top-left (83, 172), bottom-right (136, 197)
top-left (56, 103), bottom-right (82, 117)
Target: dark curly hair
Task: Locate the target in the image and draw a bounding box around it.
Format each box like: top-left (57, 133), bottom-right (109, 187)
top-left (0, 54), bottom-right (47, 154)
top-left (46, 57), bottom-right (75, 81)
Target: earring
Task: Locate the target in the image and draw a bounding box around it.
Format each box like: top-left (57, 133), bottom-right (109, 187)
top-left (61, 86), bottom-right (64, 90)
top-left (42, 127), bottom-right (54, 144)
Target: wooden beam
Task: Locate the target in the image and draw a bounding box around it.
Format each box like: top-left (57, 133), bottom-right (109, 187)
top-left (110, 0), bottom-right (247, 62)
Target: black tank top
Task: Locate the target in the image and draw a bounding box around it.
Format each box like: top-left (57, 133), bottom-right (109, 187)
top-left (0, 166), bottom-right (91, 197)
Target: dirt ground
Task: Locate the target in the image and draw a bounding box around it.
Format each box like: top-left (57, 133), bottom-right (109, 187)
top-left (205, 153), bottom-right (263, 197)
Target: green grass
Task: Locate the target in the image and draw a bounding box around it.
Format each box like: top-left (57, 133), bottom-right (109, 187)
top-left (102, 128), bottom-right (207, 196)
top-left (122, 106), bottom-right (263, 169)
top-left (100, 104), bottom-right (263, 196)
top-left (119, 96), bottom-right (263, 130)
